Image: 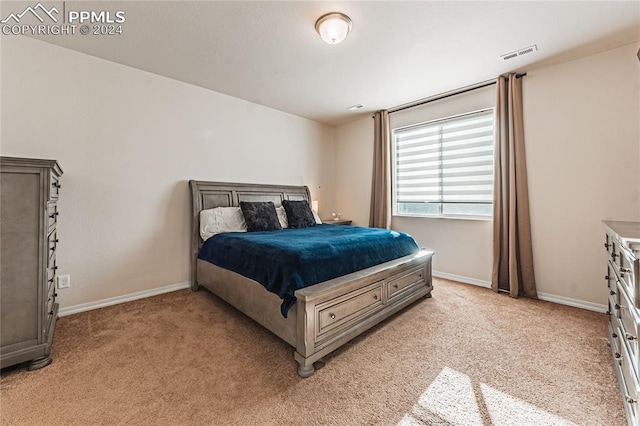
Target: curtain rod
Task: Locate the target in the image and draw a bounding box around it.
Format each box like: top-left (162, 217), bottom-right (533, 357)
top-left (387, 73), bottom-right (527, 114)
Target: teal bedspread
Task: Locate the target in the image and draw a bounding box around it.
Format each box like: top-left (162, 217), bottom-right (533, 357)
top-left (198, 224), bottom-right (419, 317)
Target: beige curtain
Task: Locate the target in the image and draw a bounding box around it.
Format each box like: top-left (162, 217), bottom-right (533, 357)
top-left (369, 110), bottom-right (391, 229)
top-left (492, 74), bottom-right (537, 298)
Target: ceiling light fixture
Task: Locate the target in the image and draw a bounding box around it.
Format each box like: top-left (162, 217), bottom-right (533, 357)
top-left (315, 12), bottom-right (352, 44)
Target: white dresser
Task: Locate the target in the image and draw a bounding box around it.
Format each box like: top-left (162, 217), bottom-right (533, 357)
top-left (605, 221), bottom-right (640, 426)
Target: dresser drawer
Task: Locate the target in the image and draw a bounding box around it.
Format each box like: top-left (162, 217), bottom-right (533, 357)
top-left (620, 339), bottom-right (640, 425)
top-left (605, 232), bottom-right (615, 256)
top-left (608, 269), bottom-right (619, 308)
top-left (609, 233), bottom-right (624, 270)
top-left (49, 172), bottom-right (61, 199)
top-left (618, 282), bottom-right (639, 374)
top-left (47, 202), bottom-right (58, 232)
top-left (46, 284), bottom-right (55, 317)
top-left (607, 264), bottom-right (618, 295)
top-left (47, 229), bottom-right (58, 268)
top-left (47, 276), bottom-right (55, 301)
top-left (47, 259), bottom-right (57, 291)
top-left (609, 286), bottom-right (620, 320)
top-left (316, 282), bottom-right (384, 342)
top-left (45, 303), bottom-right (57, 338)
top-left (608, 232), bottom-right (639, 306)
top-left (619, 249), bottom-right (639, 307)
top-left (387, 266), bottom-right (425, 300)
top-left (610, 321), bottom-right (620, 354)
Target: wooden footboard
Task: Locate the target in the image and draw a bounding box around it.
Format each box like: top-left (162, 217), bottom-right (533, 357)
top-left (293, 249), bottom-right (433, 377)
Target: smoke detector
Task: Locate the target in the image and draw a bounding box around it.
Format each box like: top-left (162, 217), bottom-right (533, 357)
top-left (501, 44), bottom-right (538, 61)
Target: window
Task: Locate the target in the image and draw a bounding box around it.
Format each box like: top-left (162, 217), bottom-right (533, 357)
top-left (392, 109), bottom-right (495, 218)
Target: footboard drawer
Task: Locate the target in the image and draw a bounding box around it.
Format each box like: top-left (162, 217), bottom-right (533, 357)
top-left (387, 266), bottom-right (425, 301)
top-left (316, 282), bottom-right (384, 343)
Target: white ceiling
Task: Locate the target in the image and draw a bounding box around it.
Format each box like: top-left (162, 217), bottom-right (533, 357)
top-left (18, 1), bottom-right (640, 125)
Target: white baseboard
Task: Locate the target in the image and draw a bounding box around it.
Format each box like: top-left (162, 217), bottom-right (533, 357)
top-left (58, 281), bottom-right (191, 317)
top-left (432, 270), bottom-right (606, 313)
top-left (432, 270), bottom-right (491, 288)
top-left (536, 292), bottom-right (607, 313)
top-left (58, 271), bottom-right (608, 317)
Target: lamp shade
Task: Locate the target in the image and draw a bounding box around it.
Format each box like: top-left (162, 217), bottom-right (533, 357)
top-left (315, 12), bottom-right (352, 44)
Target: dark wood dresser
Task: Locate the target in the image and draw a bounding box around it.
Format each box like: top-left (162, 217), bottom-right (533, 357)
top-left (604, 220), bottom-right (640, 426)
top-left (1, 157), bottom-right (62, 370)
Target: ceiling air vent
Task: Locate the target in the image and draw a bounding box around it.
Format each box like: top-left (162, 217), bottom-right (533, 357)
top-left (501, 44), bottom-right (538, 61)
top-left (346, 104), bottom-right (365, 111)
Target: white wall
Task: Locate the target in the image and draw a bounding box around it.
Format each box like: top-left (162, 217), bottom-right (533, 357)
top-left (335, 116), bottom-right (373, 226)
top-left (1, 36), bottom-right (336, 309)
top-left (524, 42), bottom-right (639, 305)
top-left (335, 42), bottom-right (640, 307)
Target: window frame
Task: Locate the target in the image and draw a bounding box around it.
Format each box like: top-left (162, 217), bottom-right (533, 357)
top-left (391, 108), bottom-right (496, 220)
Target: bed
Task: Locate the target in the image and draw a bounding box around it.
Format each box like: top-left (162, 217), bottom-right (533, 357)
top-left (190, 180), bottom-right (434, 377)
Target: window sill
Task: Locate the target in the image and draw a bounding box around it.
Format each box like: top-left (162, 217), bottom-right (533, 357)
top-left (393, 214), bottom-right (492, 222)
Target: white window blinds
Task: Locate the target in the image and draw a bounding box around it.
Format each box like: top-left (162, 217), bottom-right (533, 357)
top-left (393, 109), bottom-right (495, 217)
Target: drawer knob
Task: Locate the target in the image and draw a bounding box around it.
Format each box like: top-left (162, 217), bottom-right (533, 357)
top-left (393, 284), bottom-right (398, 289)
top-left (612, 252), bottom-right (619, 258)
top-left (605, 275), bottom-right (610, 280)
top-left (604, 242), bottom-right (611, 249)
top-left (373, 294), bottom-right (378, 300)
top-left (53, 266), bottom-right (58, 270)
top-left (329, 313), bottom-right (336, 320)
top-left (52, 182), bottom-right (61, 189)
top-left (612, 332), bottom-right (618, 338)
top-left (606, 310), bottom-right (612, 316)
top-left (620, 268), bottom-right (631, 274)
top-left (49, 212), bottom-right (59, 218)
top-left (627, 397), bottom-right (637, 404)
top-left (48, 278), bottom-right (54, 283)
top-left (626, 333), bottom-right (637, 341)
top-left (615, 304), bottom-right (623, 310)
top-left (615, 352), bottom-right (622, 359)
top-left (610, 290), bottom-right (616, 296)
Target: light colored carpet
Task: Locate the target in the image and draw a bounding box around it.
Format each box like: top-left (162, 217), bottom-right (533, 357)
top-left (0, 278), bottom-right (625, 425)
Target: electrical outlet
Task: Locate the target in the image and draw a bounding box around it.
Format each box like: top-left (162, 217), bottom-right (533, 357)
top-left (57, 275), bottom-right (70, 289)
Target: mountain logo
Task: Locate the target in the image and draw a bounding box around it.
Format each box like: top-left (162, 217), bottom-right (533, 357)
top-left (1, 3), bottom-right (59, 24)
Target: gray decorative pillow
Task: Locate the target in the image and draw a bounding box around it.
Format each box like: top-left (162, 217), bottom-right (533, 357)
top-left (282, 200), bottom-right (316, 229)
top-left (239, 201), bottom-right (282, 232)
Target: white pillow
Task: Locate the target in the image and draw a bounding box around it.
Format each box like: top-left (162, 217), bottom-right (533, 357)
top-left (199, 207), bottom-right (247, 241)
top-left (276, 206), bottom-right (288, 229)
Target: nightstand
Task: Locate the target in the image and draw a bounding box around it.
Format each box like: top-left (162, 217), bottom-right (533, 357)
top-left (323, 219), bottom-right (352, 226)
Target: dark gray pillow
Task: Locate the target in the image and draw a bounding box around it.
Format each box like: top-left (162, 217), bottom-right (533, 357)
top-left (282, 200), bottom-right (316, 229)
top-left (239, 201), bottom-right (282, 232)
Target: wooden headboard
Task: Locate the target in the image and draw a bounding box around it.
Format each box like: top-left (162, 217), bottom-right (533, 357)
top-left (188, 180), bottom-right (311, 290)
